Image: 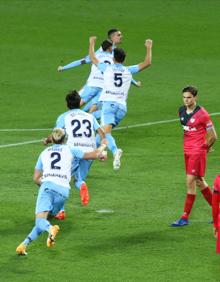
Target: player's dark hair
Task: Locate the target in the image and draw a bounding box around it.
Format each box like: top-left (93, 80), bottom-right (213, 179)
top-left (113, 48), bottom-right (126, 63)
top-left (101, 39), bottom-right (113, 51)
top-left (66, 90), bottom-right (81, 109)
top-left (107, 28), bottom-right (118, 38)
top-left (182, 86), bottom-right (198, 97)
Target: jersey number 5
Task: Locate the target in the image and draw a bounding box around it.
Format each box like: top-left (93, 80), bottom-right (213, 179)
top-left (114, 73), bottom-right (123, 87)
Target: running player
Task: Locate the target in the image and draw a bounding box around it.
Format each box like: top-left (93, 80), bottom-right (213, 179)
top-left (57, 29), bottom-right (122, 72)
top-left (43, 90), bottom-right (106, 213)
top-left (16, 128), bottom-right (107, 255)
top-left (57, 29), bottom-right (139, 110)
top-left (89, 36), bottom-right (153, 170)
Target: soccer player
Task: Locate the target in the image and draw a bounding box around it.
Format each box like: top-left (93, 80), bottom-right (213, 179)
top-left (57, 29), bottom-right (122, 72)
top-left (82, 76), bottom-right (141, 122)
top-left (89, 36), bottom-right (152, 170)
top-left (16, 128), bottom-right (107, 255)
top-left (171, 86), bottom-right (217, 227)
top-left (212, 174), bottom-right (220, 253)
top-left (57, 29), bottom-right (122, 107)
top-left (57, 29), bottom-right (139, 110)
top-left (43, 90), bottom-right (106, 212)
top-left (78, 39), bottom-right (114, 107)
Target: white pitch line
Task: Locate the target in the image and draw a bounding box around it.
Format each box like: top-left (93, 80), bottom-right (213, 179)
top-left (0, 112), bottom-right (219, 133)
top-left (115, 118), bottom-right (179, 130)
top-left (0, 128), bottom-right (52, 132)
top-left (0, 112), bottom-right (220, 148)
top-left (0, 139), bottom-right (42, 148)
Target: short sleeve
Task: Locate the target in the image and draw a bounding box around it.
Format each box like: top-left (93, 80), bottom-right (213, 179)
top-left (35, 154), bottom-right (43, 170)
top-left (97, 62), bottom-right (107, 73)
top-left (93, 116), bottom-right (100, 131)
top-left (55, 114), bottom-right (65, 128)
top-left (128, 65), bottom-right (139, 74)
top-left (201, 110), bottom-right (213, 130)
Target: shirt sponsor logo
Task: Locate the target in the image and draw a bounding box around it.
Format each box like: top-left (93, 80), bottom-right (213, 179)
top-left (43, 173), bottom-right (67, 179)
top-left (106, 90), bottom-right (124, 96)
top-left (73, 142), bottom-right (95, 148)
top-left (183, 125), bottom-right (197, 131)
top-left (93, 76), bottom-right (103, 80)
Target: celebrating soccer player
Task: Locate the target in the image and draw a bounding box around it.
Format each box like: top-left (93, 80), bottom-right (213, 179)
top-left (57, 29), bottom-right (140, 113)
top-left (171, 86), bottom-right (217, 227)
top-left (16, 128), bottom-right (107, 255)
top-left (43, 90), bottom-right (106, 219)
top-left (89, 36), bottom-right (152, 170)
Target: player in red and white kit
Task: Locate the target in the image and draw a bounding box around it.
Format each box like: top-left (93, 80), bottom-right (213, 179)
top-left (171, 86), bottom-right (217, 227)
top-left (212, 175), bottom-right (220, 253)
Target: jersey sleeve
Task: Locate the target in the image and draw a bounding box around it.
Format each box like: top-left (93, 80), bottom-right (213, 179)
top-left (62, 56), bottom-right (91, 70)
top-left (131, 77), bottom-right (138, 86)
top-left (71, 147), bottom-right (85, 159)
top-left (55, 113), bottom-right (65, 128)
top-left (92, 116), bottom-right (101, 131)
top-left (128, 65), bottom-right (140, 74)
top-left (201, 110), bottom-right (213, 130)
top-left (84, 55), bottom-right (91, 64)
top-left (61, 48), bottom-right (105, 70)
top-left (97, 62), bottom-right (107, 73)
top-left (205, 119), bottom-right (213, 130)
top-left (35, 154), bottom-right (43, 170)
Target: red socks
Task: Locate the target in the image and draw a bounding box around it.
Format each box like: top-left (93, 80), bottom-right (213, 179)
top-left (216, 209), bottom-right (220, 254)
top-left (181, 194), bottom-right (196, 220)
top-left (212, 191), bottom-right (219, 229)
top-left (201, 187), bottom-right (212, 206)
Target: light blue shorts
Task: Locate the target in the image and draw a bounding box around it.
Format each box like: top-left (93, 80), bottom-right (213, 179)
top-left (80, 85), bottom-right (102, 103)
top-left (72, 158), bottom-right (93, 189)
top-left (100, 101), bottom-right (126, 127)
top-left (35, 182), bottom-right (69, 216)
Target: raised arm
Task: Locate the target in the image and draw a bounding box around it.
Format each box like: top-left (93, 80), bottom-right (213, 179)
top-left (57, 55), bottom-right (91, 72)
top-left (89, 36), bottom-right (99, 66)
top-left (138, 39), bottom-right (153, 71)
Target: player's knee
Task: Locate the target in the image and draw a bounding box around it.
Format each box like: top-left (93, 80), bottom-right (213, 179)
top-left (196, 179), bottom-right (202, 187)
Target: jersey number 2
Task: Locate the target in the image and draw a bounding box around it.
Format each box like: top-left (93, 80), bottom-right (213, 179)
top-left (51, 152), bottom-right (61, 170)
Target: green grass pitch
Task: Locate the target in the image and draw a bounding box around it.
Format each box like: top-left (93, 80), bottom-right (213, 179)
top-left (1, 0), bottom-right (220, 281)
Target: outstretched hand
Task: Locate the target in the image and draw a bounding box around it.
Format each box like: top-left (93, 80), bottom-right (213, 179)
top-left (89, 36), bottom-right (97, 44)
top-left (145, 39), bottom-right (153, 48)
top-left (136, 81), bottom-right (141, 87)
top-left (57, 66), bottom-right (63, 72)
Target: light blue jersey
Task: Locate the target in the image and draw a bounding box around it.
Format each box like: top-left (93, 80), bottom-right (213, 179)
top-left (35, 144), bottom-right (84, 214)
top-left (61, 46), bottom-right (140, 109)
top-left (56, 109), bottom-right (100, 152)
top-left (79, 49), bottom-right (113, 103)
top-left (97, 63), bottom-right (139, 127)
top-left (55, 109), bottom-right (101, 189)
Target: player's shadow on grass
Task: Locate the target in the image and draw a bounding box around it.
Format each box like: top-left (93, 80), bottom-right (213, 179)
top-left (75, 229), bottom-right (187, 255)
